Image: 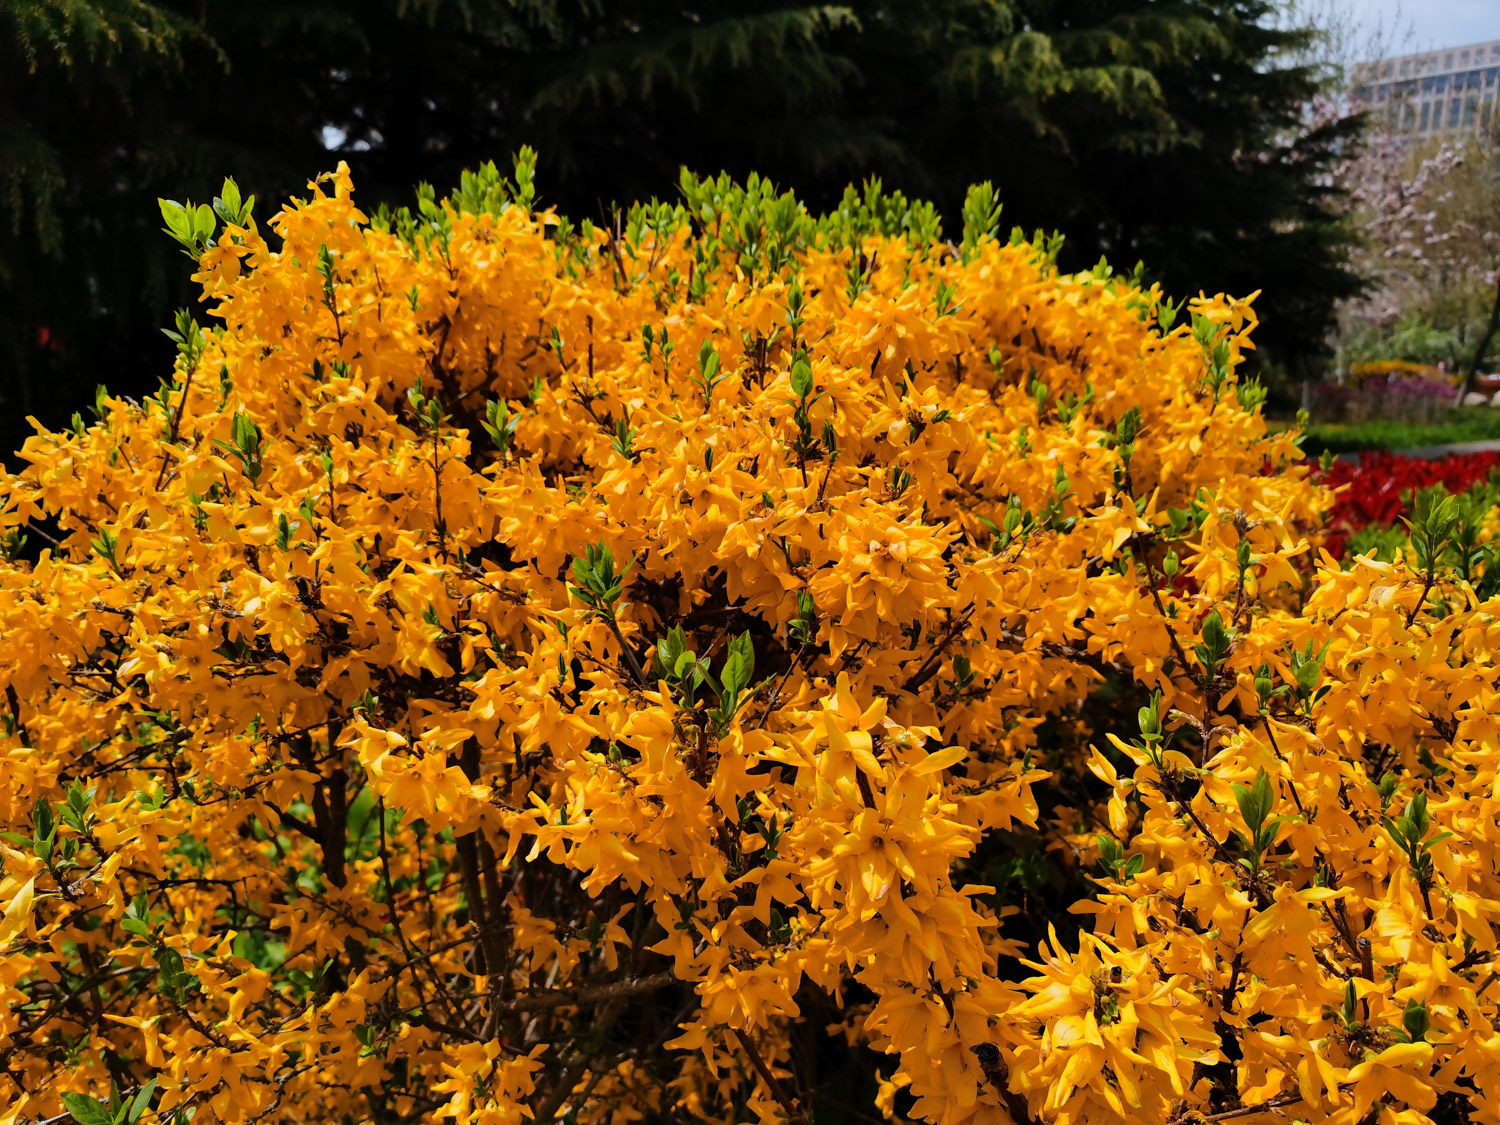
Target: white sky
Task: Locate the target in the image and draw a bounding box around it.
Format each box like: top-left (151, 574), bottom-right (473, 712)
top-left (1346, 0), bottom-right (1500, 54)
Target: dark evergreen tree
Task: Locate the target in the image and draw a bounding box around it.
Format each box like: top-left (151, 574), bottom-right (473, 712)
top-left (2, 0), bottom-right (1360, 457)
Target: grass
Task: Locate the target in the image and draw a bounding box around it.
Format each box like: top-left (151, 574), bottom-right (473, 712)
top-left (1300, 410), bottom-right (1500, 455)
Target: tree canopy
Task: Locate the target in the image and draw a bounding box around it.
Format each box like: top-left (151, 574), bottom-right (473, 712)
top-left (2, 0), bottom-right (1361, 457)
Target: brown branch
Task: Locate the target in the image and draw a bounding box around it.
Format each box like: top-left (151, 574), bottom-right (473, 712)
top-left (431, 428), bottom-right (448, 561)
top-left (902, 608), bottom-right (975, 693)
top-left (1456, 271), bottom-right (1500, 401)
top-left (1198, 1090), bottom-right (1323, 1122)
top-left (1142, 551), bottom-right (1197, 681)
top-left (602, 612), bottom-right (650, 688)
top-left (750, 645), bottom-right (808, 731)
top-left (154, 361), bottom-right (199, 490)
top-left (605, 216), bottom-right (631, 293)
top-left (996, 628), bottom-right (1125, 680)
top-left (5, 684), bottom-right (31, 748)
top-left (971, 1043), bottom-right (1038, 1125)
top-left (734, 1027), bottom-right (807, 1125)
top-left (1156, 776), bottom-right (1272, 911)
top-left (532, 988), bottom-right (636, 1124)
top-left (375, 800), bottom-right (415, 960)
top-left (1405, 568), bottom-right (1437, 630)
top-left (495, 969), bottom-right (678, 1015)
top-left (455, 741), bottom-right (507, 981)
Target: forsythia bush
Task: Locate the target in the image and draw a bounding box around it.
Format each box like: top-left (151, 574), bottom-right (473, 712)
top-left (2, 157), bottom-right (1499, 1125)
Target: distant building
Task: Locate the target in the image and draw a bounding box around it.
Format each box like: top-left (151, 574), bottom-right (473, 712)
top-left (1354, 40), bottom-right (1500, 140)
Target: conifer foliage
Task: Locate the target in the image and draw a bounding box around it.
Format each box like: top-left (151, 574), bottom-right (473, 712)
top-left (2, 159), bottom-right (1495, 1125)
top-left (2, 0), bottom-right (1358, 456)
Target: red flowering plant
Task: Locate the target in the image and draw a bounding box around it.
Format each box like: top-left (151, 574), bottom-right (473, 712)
top-left (1319, 451), bottom-right (1500, 563)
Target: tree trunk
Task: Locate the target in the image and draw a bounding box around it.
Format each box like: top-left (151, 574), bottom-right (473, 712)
top-left (1458, 276), bottom-right (1500, 403)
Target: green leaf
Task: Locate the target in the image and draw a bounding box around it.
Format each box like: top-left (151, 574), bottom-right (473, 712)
top-left (1382, 816), bottom-right (1407, 852)
top-left (512, 145), bottom-right (538, 210)
top-left (717, 631), bottom-right (755, 720)
top-left (1401, 999), bottom-right (1429, 1043)
top-left (1423, 830), bottom-right (1454, 853)
top-left (569, 542), bottom-right (629, 615)
top-left (951, 654), bottom-right (972, 687)
top-left (193, 203), bottom-right (216, 243)
top-left (654, 626), bottom-right (688, 680)
top-left (1232, 769), bottom-right (1274, 834)
top-left (482, 398), bottom-right (518, 453)
top-left (790, 359), bottom-right (813, 399)
top-left (33, 798), bottom-right (54, 842)
top-left (128, 1081), bottom-right (158, 1125)
top-left (213, 177), bottom-right (250, 227)
top-left (62, 1093), bottom-right (114, 1125)
top-left (611, 416), bottom-right (636, 461)
top-left (1096, 833), bottom-right (1123, 877)
top-left (1193, 608), bottom-right (1235, 680)
top-left (1137, 691), bottom-right (1162, 744)
top-left (698, 340), bottom-right (721, 382)
top-left (1406, 791), bottom-right (1430, 838)
top-left (959, 181), bottom-right (1002, 261)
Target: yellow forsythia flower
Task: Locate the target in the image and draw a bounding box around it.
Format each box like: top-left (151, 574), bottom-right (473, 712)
top-left (1, 160), bottom-right (1497, 1125)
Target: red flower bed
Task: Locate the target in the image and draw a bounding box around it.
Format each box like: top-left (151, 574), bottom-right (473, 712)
top-left (1320, 451), bottom-right (1500, 555)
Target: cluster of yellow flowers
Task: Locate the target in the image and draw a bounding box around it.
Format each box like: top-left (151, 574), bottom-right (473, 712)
top-left (1344, 360), bottom-right (1447, 384)
top-left (1, 157), bottom-right (1497, 1125)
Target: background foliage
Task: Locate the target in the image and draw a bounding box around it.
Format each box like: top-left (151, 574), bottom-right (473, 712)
top-left (2, 0), bottom-right (1362, 457)
top-left (1333, 123), bottom-right (1500, 396)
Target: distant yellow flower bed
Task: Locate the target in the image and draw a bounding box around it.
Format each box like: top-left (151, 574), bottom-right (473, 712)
top-left (3, 157), bottom-right (1498, 1125)
top-left (1347, 359), bottom-right (1450, 383)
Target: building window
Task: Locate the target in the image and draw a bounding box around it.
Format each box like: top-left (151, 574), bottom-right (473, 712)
top-left (1451, 97), bottom-right (1463, 127)
top-left (1446, 53), bottom-right (1455, 69)
top-left (1401, 60), bottom-right (1410, 76)
top-left (1404, 103), bottom-right (1415, 128)
top-left (1464, 97), bottom-right (1477, 126)
top-left (1462, 51), bottom-right (1471, 66)
top-left (1421, 102), bottom-right (1431, 130)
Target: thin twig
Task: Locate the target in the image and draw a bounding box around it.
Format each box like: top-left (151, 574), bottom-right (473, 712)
top-left (1141, 547), bottom-right (1196, 681)
top-left (1405, 569), bottom-right (1437, 629)
top-left (750, 645), bottom-right (807, 731)
top-left (902, 608), bottom-right (975, 693)
top-left (495, 969), bottom-right (678, 1015)
top-left (154, 362), bottom-right (199, 490)
top-left (604, 614), bottom-right (650, 688)
top-left (734, 1027), bottom-right (807, 1125)
top-left (1198, 1090), bottom-right (1318, 1122)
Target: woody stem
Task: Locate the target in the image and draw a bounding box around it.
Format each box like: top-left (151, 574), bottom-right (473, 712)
top-left (734, 1028), bottom-right (807, 1125)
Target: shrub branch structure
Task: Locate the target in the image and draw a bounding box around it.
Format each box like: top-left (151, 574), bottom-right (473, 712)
top-left (1, 159), bottom-right (1498, 1125)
